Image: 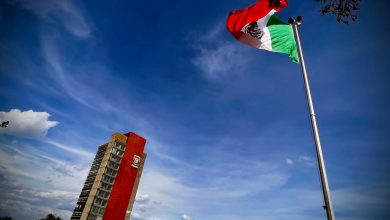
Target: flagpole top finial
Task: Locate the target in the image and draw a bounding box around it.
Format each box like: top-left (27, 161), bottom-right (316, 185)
top-left (288, 16), bottom-right (303, 25)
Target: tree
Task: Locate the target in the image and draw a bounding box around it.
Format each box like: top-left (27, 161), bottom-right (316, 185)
top-left (0, 217), bottom-right (13, 220)
top-left (316, 0), bottom-right (360, 24)
top-left (271, 0), bottom-right (360, 24)
top-left (39, 214), bottom-right (62, 220)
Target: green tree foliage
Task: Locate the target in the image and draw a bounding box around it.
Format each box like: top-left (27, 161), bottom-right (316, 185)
top-left (39, 214), bottom-right (62, 220)
top-left (271, 0), bottom-right (361, 24)
top-left (316, 0), bottom-right (360, 24)
top-left (0, 217), bottom-right (13, 220)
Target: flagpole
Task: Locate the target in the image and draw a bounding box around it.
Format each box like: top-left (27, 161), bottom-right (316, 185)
top-left (288, 16), bottom-right (336, 220)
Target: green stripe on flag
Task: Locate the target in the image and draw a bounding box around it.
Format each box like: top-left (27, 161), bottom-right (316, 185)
top-left (267, 15), bottom-right (299, 62)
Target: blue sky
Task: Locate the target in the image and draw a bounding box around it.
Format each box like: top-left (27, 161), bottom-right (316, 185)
top-left (0, 0), bottom-right (389, 219)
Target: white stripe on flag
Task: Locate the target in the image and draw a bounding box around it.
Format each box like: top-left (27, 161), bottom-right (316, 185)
top-left (257, 9), bottom-right (276, 29)
top-left (259, 27), bottom-right (272, 51)
top-left (239, 10), bottom-right (275, 51)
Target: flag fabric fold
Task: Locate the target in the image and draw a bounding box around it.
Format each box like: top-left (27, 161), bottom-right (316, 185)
top-left (226, 0), bottom-right (298, 62)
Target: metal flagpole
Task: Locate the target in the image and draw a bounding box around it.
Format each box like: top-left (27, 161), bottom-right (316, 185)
top-left (288, 16), bottom-right (336, 220)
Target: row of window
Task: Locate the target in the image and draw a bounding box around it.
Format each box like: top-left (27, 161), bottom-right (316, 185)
top-left (88, 212), bottom-right (103, 220)
top-left (102, 175), bottom-right (115, 184)
top-left (93, 197), bottom-right (107, 207)
top-left (85, 141), bottom-right (125, 219)
top-left (78, 197), bottom-right (87, 203)
top-left (111, 147), bottom-right (124, 156)
top-left (100, 182), bottom-right (112, 191)
top-left (96, 189), bottom-right (110, 199)
top-left (79, 189), bottom-right (91, 198)
top-left (89, 202), bottom-right (105, 217)
top-left (107, 160), bottom-right (119, 170)
top-left (71, 211), bottom-right (82, 219)
top-left (74, 204), bottom-right (84, 211)
top-left (104, 167), bottom-right (117, 177)
top-left (113, 141), bottom-right (126, 151)
top-left (109, 154), bottom-right (122, 163)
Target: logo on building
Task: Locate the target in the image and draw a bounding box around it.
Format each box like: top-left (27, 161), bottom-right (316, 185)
top-left (131, 155), bottom-right (141, 168)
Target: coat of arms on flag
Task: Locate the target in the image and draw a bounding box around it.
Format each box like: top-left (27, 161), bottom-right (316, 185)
top-left (226, 0), bottom-right (298, 62)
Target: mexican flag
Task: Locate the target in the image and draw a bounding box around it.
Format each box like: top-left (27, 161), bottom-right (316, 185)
top-left (226, 0), bottom-right (298, 62)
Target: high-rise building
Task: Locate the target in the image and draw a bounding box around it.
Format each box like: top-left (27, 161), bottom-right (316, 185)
top-left (71, 132), bottom-right (147, 220)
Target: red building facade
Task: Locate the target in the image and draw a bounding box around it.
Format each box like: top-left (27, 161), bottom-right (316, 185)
top-left (71, 132), bottom-right (147, 220)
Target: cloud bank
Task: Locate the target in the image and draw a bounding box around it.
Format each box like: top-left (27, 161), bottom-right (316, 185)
top-left (181, 214), bottom-right (192, 220)
top-left (0, 109), bottom-right (58, 137)
top-left (191, 23), bottom-right (252, 80)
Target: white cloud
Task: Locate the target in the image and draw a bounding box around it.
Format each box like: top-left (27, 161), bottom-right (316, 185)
top-left (136, 170), bottom-right (196, 210)
top-left (299, 156), bottom-right (315, 166)
top-left (0, 141), bottom-right (89, 190)
top-left (0, 140), bottom-right (91, 219)
top-left (286, 159), bottom-right (294, 165)
top-left (0, 109), bottom-right (58, 137)
top-left (44, 139), bottom-right (94, 158)
top-left (133, 159), bottom-right (288, 219)
top-left (191, 22), bottom-right (252, 80)
top-left (131, 212), bottom-right (145, 220)
top-left (192, 42), bottom-right (250, 80)
top-left (40, 33), bottom-right (117, 113)
top-left (136, 194), bottom-right (151, 204)
top-left (299, 156), bottom-right (311, 161)
top-left (12, 0), bottom-right (91, 39)
top-left (181, 214), bottom-right (192, 220)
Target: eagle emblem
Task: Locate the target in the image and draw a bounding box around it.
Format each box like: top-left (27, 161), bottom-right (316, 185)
top-left (244, 21), bottom-right (264, 40)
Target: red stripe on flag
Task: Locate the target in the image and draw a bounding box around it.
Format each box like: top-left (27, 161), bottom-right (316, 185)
top-left (226, 0), bottom-right (288, 39)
